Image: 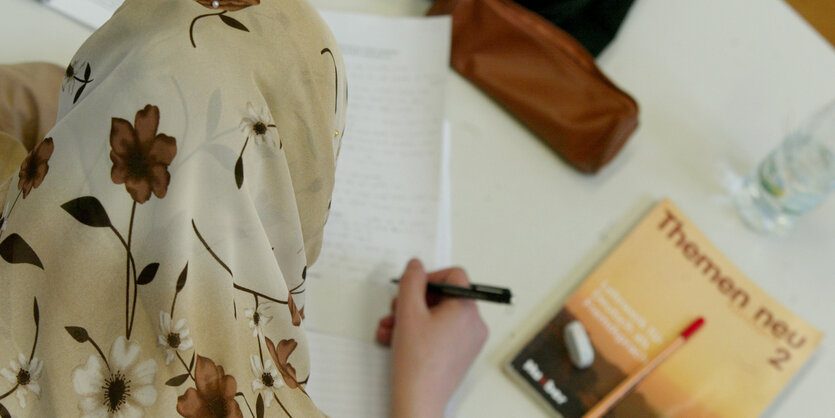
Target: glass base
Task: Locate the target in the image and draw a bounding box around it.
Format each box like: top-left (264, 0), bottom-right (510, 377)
top-left (734, 176), bottom-right (795, 235)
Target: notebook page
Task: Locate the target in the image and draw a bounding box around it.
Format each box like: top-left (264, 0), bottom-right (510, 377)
top-left (305, 327), bottom-right (462, 418)
top-left (436, 122), bottom-right (453, 267)
top-left (305, 331), bottom-right (392, 418)
top-left (311, 11), bottom-right (452, 284)
top-left (303, 126), bottom-right (451, 341)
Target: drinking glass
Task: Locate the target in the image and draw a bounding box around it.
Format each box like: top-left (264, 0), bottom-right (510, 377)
top-left (735, 100), bottom-right (835, 234)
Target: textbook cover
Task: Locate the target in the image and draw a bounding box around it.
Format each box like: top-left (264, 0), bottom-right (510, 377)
top-left (505, 199), bottom-right (822, 417)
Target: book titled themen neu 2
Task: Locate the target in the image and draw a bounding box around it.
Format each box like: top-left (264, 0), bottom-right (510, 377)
top-left (505, 199), bottom-right (822, 417)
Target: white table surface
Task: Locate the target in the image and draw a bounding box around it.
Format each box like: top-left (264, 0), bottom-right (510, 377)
top-left (3, 0), bottom-right (835, 417)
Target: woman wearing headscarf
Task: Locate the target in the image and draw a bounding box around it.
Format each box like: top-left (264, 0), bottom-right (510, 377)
top-left (0, 0), bottom-right (487, 416)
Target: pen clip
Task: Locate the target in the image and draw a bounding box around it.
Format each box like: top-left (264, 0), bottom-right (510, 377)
top-left (471, 284), bottom-right (511, 296)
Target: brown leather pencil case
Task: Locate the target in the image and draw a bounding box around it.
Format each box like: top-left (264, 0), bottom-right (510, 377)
top-left (428, 0), bottom-right (639, 173)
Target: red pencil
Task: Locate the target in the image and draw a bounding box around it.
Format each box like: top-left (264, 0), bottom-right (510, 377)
top-left (582, 317), bottom-right (705, 418)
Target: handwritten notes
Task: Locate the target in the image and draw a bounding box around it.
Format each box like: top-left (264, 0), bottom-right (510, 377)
top-left (311, 12), bottom-right (452, 284)
top-left (302, 12), bottom-right (452, 417)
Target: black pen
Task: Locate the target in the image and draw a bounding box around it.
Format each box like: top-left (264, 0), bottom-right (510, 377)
top-left (390, 279), bottom-right (513, 304)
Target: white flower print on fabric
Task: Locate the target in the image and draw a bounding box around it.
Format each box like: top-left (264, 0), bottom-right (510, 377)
top-left (157, 311), bottom-right (194, 365)
top-left (0, 354), bottom-right (43, 408)
top-left (72, 336), bottom-right (157, 417)
top-left (244, 303), bottom-right (273, 338)
top-left (250, 355), bottom-right (282, 407)
top-left (240, 102), bottom-right (278, 147)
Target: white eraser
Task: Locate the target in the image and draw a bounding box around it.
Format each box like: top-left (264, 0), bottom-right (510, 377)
top-left (563, 320), bottom-right (595, 369)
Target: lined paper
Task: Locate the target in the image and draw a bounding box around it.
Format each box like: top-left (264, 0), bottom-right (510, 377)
top-left (303, 12), bottom-right (453, 417)
top-left (306, 331), bottom-right (392, 418)
top-left (310, 11), bottom-right (452, 284)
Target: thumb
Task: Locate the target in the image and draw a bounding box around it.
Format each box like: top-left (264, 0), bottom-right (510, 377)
top-left (397, 258), bottom-right (428, 313)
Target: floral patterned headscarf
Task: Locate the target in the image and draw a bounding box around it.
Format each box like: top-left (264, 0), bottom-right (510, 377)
top-left (0, 0), bottom-right (346, 416)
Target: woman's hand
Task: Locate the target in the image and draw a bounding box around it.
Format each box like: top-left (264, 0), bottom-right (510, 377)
top-left (376, 259), bottom-right (488, 417)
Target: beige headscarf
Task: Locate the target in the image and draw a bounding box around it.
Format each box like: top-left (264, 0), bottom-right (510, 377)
top-left (0, 0), bottom-right (346, 416)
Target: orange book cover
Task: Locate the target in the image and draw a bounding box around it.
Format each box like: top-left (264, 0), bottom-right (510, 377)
top-left (505, 199), bottom-right (822, 417)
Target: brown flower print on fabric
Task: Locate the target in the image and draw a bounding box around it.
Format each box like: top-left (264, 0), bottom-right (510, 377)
top-left (287, 293), bottom-right (302, 327)
top-left (17, 137), bottom-right (54, 199)
top-left (265, 338), bottom-right (300, 390)
top-left (194, 0), bottom-right (259, 11)
top-left (2, 137), bottom-right (54, 259)
top-left (176, 355), bottom-right (243, 418)
top-left (110, 105), bottom-right (177, 204)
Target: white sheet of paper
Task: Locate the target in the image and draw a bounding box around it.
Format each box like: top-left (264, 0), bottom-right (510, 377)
top-left (303, 12), bottom-right (453, 417)
top-left (306, 325), bottom-right (461, 418)
top-left (310, 11), bottom-right (452, 284)
top-left (437, 121), bottom-right (452, 267)
top-left (304, 123), bottom-right (451, 341)
top-left (305, 330), bottom-right (392, 418)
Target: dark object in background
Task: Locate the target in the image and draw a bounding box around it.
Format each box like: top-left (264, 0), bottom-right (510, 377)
top-left (428, 0), bottom-right (639, 173)
top-left (512, 0), bottom-right (636, 56)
